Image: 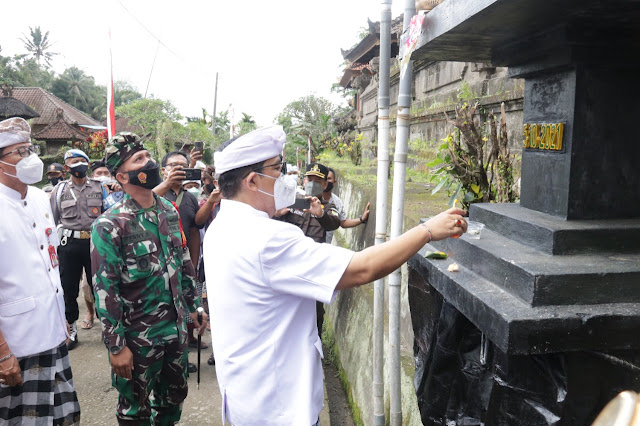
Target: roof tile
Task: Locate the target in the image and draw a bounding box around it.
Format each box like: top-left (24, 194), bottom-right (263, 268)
top-left (11, 87), bottom-right (100, 127)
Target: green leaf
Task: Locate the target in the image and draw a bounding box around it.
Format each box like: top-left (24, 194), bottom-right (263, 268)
top-left (432, 178), bottom-right (447, 195)
top-left (464, 191), bottom-right (476, 202)
top-left (426, 158), bottom-right (443, 167)
top-left (470, 183), bottom-right (480, 194)
top-left (439, 143), bottom-right (449, 150)
top-left (448, 184), bottom-right (461, 207)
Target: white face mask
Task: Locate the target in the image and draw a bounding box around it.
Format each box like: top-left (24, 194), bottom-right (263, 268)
top-left (0, 154), bottom-right (44, 184)
top-left (94, 175), bottom-right (111, 184)
top-left (256, 173), bottom-right (297, 210)
top-left (187, 187), bottom-right (201, 197)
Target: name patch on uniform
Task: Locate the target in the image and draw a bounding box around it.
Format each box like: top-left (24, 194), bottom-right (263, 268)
top-left (86, 193), bottom-right (102, 199)
top-left (122, 230), bottom-right (154, 246)
top-left (167, 213), bottom-right (179, 224)
top-left (136, 256), bottom-right (151, 271)
top-left (168, 224), bottom-right (180, 233)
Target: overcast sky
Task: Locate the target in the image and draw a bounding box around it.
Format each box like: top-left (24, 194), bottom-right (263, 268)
top-left (1, 0), bottom-right (404, 126)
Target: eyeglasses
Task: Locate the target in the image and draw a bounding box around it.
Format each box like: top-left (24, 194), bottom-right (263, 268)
top-left (165, 162), bottom-right (188, 169)
top-left (254, 156), bottom-right (287, 175)
top-left (0, 145), bottom-right (40, 158)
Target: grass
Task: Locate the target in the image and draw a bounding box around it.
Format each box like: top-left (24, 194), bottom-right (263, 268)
top-left (316, 150), bottom-right (450, 227)
top-left (322, 317), bottom-right (365, 426)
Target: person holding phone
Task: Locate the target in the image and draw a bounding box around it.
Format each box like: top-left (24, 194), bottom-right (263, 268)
top-left (153, 151), bottom-right (208, 369)
top-left (188, 141), bottom-right (205, 169)
top-left (274, 162), bottom-right (341, 336)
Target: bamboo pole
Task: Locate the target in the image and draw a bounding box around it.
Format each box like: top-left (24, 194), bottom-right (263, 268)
top-left (389, 1), bottom-right (415, 424)
top-left (374, 1), bottom-right (392, 425)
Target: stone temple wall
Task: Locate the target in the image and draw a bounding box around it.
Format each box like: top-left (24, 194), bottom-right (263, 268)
top-left (352, 60), bottom-right (525, 170)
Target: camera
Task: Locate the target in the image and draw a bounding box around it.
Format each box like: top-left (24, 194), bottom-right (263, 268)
top-left (194, 141), bottom-right (204, 153)
top-left (291, 198), bottom-right (311, 210)
top-left (184, 168), bottom-right (202, 181)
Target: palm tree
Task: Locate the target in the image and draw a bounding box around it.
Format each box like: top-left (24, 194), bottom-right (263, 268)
top-left (20, 26), bottom-right (57, 67)
top-left (238, 112), bottom-right (257, 135)
top-left (60, 67), bottom-right (94, 108)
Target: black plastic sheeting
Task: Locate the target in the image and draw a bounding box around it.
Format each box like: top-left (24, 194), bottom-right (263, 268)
top-left (408, 267), bottom-right (640, 426)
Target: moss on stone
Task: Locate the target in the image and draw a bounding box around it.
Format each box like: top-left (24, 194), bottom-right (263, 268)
top-left (322, 317), bottom-right (365, 426)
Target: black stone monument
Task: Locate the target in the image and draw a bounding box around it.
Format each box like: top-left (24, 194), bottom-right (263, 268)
top-left (403, 0), bottom-right (640, 423)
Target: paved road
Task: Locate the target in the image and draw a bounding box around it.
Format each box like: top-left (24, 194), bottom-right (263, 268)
top-left (68, 297), bottom-right (334, 425)
top-left (69, 298), bottom-right (222, 425)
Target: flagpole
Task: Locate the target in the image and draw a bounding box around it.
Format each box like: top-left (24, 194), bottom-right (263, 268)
top-left (229, 106), bottom-right (235, 139)
top-left (107, 28), bottom-right (116, 139)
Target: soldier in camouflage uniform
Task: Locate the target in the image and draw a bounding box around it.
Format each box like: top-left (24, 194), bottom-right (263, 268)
top-left (90, 133), bottom-right (208, 426)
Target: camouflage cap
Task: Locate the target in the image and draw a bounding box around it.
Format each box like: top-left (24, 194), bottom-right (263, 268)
top-left (104, 132), bottom-right (145, 173)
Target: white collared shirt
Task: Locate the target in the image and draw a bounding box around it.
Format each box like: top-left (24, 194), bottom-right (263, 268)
top-left (203, 199), bottom-right (354, 425)
top-left (0, 183), bottom-right (67, 358)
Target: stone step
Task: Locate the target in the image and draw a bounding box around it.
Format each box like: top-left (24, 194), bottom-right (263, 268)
top-left (409, 245), bottom-right (640, 354)
top-left (426, 225), bottom-right (640, 307)
top-left (470, 203), bottom-right (640, 255)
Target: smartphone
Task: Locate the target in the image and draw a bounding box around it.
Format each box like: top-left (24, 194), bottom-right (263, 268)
top-left (184, 168), bottom-right (202, 181)
top-left (194, 141), bottom-right (204, 153)
top-left (291, 198), bottom-right (311, 210)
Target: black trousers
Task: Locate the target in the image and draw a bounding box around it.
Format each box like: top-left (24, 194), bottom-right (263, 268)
top-left (58, 238), bottom-right (92, 324)
top-left (316, 301), bottom-right (324, 338)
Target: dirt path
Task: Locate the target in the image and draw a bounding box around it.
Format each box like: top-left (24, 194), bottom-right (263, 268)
top-left (69, 297), bottom-right (354, 424)
top-left (323, 357), bottom-right (357, 426)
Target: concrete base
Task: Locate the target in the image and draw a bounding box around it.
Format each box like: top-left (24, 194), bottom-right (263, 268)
top-left (415, 203), bottom-right (640, 354)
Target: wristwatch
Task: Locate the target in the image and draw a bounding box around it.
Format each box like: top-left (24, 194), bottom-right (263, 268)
top-left (109, 345), bottom-right (124, 355)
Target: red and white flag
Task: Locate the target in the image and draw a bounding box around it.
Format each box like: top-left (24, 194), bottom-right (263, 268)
top-left (106, 28), bottom-right (116, 139)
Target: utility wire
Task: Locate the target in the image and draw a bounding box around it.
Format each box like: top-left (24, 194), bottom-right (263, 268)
top-left (117, 0), bottom-right (185, 64)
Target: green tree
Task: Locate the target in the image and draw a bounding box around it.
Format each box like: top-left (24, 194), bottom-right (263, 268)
top-left (10, 58), bottom-right (54, 89)
top-left (275, 94), bottom-right (346, 160)
top-left (237, 112), bottom-right (257, 135)
top-left (20, 26), bottom-right (57, 67)
top-left (51, 67), bottom-right (105, 120)
top-left (116, 98), bottom-right (182, 156)
top-left (114, 81), bottom-right (143, 107)
top-left (214, 108), bottom-right (230, 135)
top-left (60, 67), bottom-right (94, 107)
top-left (89, 80), bottom-right (142, 122)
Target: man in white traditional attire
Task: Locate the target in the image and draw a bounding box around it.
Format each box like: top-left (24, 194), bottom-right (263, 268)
top-left (203, 125), bottom-right (467, 425)
top-left (0, 117), bottom-right (80, 425)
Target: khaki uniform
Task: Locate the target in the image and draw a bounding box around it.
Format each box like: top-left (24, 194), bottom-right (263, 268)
top-left (278, 199), bottom-right (341, 243)
top-left (50, 178), bottom-right (105, 325)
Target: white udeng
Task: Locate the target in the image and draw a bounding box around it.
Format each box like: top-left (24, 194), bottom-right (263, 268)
top-left (203, 199), bottom-right (354, 425)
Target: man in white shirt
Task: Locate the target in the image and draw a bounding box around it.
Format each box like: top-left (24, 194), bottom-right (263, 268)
top-left (204, 125), bottom-right (467, 425)
top-left (0, 117), bottom-right (80, 425)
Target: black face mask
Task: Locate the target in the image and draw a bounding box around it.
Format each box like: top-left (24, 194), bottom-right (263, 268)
top-left (127, 160), bottom-right (162, 190)
top-left (204, 183), bottom-right (215, 194)
top-left (49, 177), bottom-right (61, 186)
top-left (323, 182), bottom-right (334, 193)
top-left (69, 163), bottom-right (88, 178)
